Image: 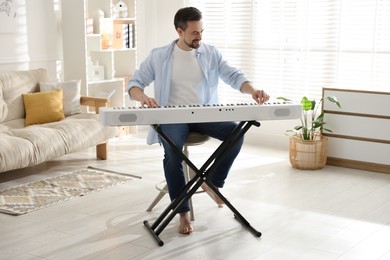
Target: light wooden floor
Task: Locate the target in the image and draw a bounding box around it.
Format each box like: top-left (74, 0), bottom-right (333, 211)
top-left (1, 130), bottom-right (390, 260)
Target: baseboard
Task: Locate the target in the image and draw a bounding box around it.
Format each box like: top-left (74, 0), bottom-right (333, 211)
top-left (327, 157), bottom-right (390, 174)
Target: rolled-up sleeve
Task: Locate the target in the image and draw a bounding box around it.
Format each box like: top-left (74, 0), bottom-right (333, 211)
top-left (128, 52), bottom-right (155, 92)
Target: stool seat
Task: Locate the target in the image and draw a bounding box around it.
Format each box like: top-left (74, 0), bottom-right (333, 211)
top-left (146, 132), bottom-right (209, 221)
top-left (185, 132), bottom-right (210, 145)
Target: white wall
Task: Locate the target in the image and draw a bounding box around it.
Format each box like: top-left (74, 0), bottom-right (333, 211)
top-left (136, 0), bottom-right (182, 60)
top-left (136, 0), bottom-right (182, 98)
top-left (0, 0), bottom-right (62, 80)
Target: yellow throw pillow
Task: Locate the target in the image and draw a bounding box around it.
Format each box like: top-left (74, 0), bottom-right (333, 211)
top-left (22, 89), bottom-right (65, 126)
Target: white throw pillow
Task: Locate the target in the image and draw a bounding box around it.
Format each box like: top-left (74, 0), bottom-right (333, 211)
top-left (39, 80), bottom-right (81, 116)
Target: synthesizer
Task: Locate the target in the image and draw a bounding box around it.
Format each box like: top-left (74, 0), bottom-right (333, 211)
top-left (99, 102), bottom-right (301, 126)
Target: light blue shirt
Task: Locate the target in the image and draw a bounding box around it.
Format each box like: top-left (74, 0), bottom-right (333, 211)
top-left (128, 39), bottom-right (250, 144)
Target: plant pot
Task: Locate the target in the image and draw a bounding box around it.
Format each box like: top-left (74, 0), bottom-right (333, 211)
top-left (289, 135), bottom-right (328, 170)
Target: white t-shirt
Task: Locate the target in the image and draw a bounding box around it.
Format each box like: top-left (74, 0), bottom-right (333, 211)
top-left (168, 44), bottom-right (204, 106)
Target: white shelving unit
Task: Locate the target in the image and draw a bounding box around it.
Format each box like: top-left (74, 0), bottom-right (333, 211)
top-left (61, 0), bottom-right (137, 109)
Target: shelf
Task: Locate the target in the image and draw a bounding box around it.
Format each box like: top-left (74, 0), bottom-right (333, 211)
top-left (89, 48), bottom-right (136, 52)
top-left (88, 78), bottom-right (124, 84)
top-left (113, 48), bottom-right (136, 51)
top-left (66, 0), bottom-right (137, 109)
top-left (113, 18), bottom-right (136, 23)
top-left (86, 34), bottom-right (100, 38)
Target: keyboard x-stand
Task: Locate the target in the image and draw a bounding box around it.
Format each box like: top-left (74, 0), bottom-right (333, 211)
top-left (99, 102), bottom-right (302, 246)
top-left (143, 120), bottom-right (262, 246)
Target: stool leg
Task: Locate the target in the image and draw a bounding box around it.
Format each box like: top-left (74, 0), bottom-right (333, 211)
top-left (183, 145), bottom-right (195, 221)
top-left (146, 144), bottom-right (199, 219)
top-left (146, 184), bottom-right (168, 212)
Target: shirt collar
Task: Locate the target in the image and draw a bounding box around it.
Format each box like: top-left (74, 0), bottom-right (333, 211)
top-left (171, 39), bottom-right (204, 56)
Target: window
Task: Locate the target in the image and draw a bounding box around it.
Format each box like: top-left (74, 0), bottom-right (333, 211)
top-left (185, 0), bottom-right (390, 103)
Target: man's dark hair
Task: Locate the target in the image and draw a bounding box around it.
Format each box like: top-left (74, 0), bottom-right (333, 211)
top-left (174, 7), bottom-right (202, 30)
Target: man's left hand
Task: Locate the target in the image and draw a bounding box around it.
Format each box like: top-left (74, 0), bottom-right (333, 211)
top-left (252, 89), bottom-right (270, 105)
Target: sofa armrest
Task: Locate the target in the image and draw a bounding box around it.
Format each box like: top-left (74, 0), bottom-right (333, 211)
top-left (80, 96), bottom-right (110, 114)
top-left (80, 96), bottom-right (111, 160)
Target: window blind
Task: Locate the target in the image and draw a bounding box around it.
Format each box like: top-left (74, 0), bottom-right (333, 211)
top-left (185, 0), bottom-right (390, 103)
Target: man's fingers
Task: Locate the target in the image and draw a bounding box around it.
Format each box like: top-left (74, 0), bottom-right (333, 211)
top-left (254, 90), bottom-right (270, 104)
top-left (142, 98), bottom-right (159, 108)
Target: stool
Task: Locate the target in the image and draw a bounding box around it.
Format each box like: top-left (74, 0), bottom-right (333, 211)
top-left (146, 132), bottom-right (210, 221)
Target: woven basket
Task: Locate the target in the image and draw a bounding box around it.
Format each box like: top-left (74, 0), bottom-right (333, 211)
top-left (289, 135), bottom-right (328, 170)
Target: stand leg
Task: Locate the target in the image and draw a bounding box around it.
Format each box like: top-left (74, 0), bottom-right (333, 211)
top-left (203, 178), bottom-right (262, 237)
top-left (143, 121), bottom-right (262, 246)
top-left (144, 220), bottom-right (164, 246)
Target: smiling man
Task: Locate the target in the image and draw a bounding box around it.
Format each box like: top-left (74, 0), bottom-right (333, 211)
top-left (128, 7), bottom-right (269, 235)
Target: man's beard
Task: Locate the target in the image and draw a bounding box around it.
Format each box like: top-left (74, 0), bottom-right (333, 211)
top-left (184, 39), bottom-right (200, 49)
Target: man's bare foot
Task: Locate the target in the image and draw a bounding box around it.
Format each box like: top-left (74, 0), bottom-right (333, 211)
top-left (201, 183), bottom-right (224, 207)
top-left (178, 212), bottom-right (193, 234)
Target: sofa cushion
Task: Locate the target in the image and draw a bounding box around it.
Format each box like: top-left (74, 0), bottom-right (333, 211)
top-left (0, 114), bottom-right (116, 172)
top-left (0, 68), bottom-right (49, 123)
top-left (22, 89), bottom-right (65, 126)
top-left (0, 132), bottom-right (36, 172)
top-left (50, 113), bottom-right (116, 153)
top-left (39, 80), bottom-right (81, 116)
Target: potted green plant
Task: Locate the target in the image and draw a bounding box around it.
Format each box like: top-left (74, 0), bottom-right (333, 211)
top-left (278, 96), bottom-right (341, 170)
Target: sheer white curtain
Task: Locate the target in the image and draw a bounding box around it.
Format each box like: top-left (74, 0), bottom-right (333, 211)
top-left (184, 0), bottom-right (390, 103)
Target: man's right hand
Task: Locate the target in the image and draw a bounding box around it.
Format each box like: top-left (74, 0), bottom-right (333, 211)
top-left (129, 87), bottom-right (159, 108)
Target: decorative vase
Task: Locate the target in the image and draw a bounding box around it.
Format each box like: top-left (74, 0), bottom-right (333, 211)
top-left (289, 135), bottom-right (328, 170)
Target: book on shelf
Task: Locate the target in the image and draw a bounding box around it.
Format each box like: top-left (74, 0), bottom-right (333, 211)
top-left (123, 24), bottom-right (130, 48)
top-left (113, 23), bottom-right (134, 49)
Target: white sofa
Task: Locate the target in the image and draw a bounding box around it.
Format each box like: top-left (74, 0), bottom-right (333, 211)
top-left (0, 68), bottom-right (116, 173)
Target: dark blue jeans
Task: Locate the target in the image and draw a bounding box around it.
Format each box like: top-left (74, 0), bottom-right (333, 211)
top-left (159, 122), bottom-right (244, 213)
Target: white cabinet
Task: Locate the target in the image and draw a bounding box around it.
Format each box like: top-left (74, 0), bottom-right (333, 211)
top-left (61, 0), bottom-right (137, 108)
top-left (323, 88), bottom-right (390, 174)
